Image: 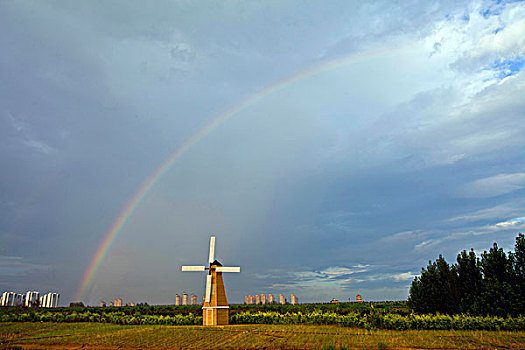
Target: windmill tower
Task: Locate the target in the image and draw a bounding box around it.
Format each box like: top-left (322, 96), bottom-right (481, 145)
top-left (182, 236), bottom-right (240, 326)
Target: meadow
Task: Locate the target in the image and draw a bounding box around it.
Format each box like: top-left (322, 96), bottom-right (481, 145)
top-left (2, 303), bottom-right (525, 349)
top-left (2, 322), bottom-right (525, 349)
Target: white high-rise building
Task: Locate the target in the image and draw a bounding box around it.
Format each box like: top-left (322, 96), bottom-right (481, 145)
top-left (25, 291), bottom-right (40, 307)
top-left (39, 292), bottom-right (60, 308)
top-left (1, 292), bottom-right (12, 306)
top-left (14, 293), bottom-right (23, 306)
top-left (1, 292), bottom-right (24, 306)
top-left (1, 292), bottom-right (9, 306)
top-left (268, 294), bottom-right (274, 304)
top-left (39, 294), bottom-right (46, 307)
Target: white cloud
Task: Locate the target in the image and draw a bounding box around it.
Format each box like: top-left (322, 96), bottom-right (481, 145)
top-left (463, 18), bottom-right (525, 63)
top-left (257, 265), bottom-right (373, 291)
top-left (382, 230), bottom-right (427, 242)
top-left (413, 217), bottom-right (525, 253)
top-left (23, 140), bottom-right (55, 154)
top-left (5, 111), bottom-right (27, 132)
top-left (289, 265), bottom-right (371, 281)
top-left (492, 217), bottom-right (525, 229)
top-left (4, 111), bottom-right (56, 154)
top-left (361, 271), bottom-right (417, 283)
top-left (446, 203), bottom-right (524, 223)
top-left (458, 173), bottom-right (525, 198)
top-left (320, 265), bottom-right (370, 277)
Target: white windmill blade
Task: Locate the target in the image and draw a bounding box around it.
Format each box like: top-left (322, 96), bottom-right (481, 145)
top-left (208, 236), bottom-right (216, 264)
top-left (215, 266), bottom-right (240, 273)
top-left (205, 275), bottom-right (212, 302)
top-left (181, 266), bottom-right (206, 271)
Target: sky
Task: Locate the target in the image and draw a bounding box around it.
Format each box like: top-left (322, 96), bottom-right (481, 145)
top-left (1, 0), bottom-right (524, 306)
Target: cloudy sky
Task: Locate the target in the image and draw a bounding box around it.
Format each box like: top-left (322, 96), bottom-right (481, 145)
top-left (1, 0), bottom-right (524, 305)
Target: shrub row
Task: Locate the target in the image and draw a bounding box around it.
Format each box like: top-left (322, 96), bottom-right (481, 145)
top-left (230, 311), bottom-right (525, 331)
top-left (0, 302), bottom-right (409, 317)
top-left (2, 309), bottom-right (524, 330)
top-left (0, 311), bottom-right (201, 326)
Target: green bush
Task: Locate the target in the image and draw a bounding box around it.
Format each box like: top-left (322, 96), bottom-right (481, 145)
top-left (1, 303), bottom-right (524, 330)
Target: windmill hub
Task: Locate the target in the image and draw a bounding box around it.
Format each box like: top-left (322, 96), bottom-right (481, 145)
top-left (181, 236), bottom-right (240, 326)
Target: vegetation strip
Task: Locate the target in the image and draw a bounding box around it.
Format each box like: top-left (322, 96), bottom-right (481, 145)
top-left (2, 308), bottom-right (525, 331)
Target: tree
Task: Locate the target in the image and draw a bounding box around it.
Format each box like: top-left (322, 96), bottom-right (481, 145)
top-left (510, 233), bottom-right (525, 314)
top-left (435, 255), bottom-right (458, 314)
top-left (408, 260), bottom-right (440, 314)
top-left (479, 243), bottom-right (515, 316)
top-left (408, 255), bottom-right (457, 314)
top-left (456, 249), bottom-right (482, 314)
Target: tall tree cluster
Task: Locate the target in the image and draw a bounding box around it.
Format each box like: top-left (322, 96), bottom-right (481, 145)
top-left (408, 233), bottom-right (525, 316)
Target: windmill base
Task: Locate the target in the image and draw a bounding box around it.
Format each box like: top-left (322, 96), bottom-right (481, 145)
top-left (203, 306), bottom-right (229, 326)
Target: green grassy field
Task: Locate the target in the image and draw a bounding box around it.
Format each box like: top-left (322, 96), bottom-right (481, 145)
top-left (1, 322), bottom-right (525, 349)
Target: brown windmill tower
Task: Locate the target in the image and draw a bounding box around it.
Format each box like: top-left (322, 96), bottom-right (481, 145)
top-left (182, 236), bottom-right (240, 326)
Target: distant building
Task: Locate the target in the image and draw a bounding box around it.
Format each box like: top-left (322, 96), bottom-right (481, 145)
top-left (100, 301), bottom-right (107, 307)
top-left (109, 301), bottom-right (114, 307)
top-left (40, 292), bottom-right (60, 308)
top-left (245, 294), bottom-right (284, 305)
top-left (0, 292), bottom-right (8, 306)
top-left (175, 294), bottom-right (181, 306)
top-left (183, 292), bottom-right (188, 306)
top-left (1, 292), bottom-right (24, 307)
top-left (127, 302), bottom-right (135, 307)
top-left (114, 298), bottom-right (123, 307)
top-left (268, 294), bottom-right (274, 304)
top-left (69, 301), bottom-right (85, 307)
top-left (356, 294), bottom-right (362, 303)
top-left (14, 293), bottom-right (23, 306)
top-left (291, 294), bottom-right (298, 305)
top-left (244, 295), bottom-right (256, 304)
top-left (25, 291), bottom-right (40, 307)
top-left (191, 294), bottom-right (198, 305)
top-left (330, 298), bottom-right (338, 304)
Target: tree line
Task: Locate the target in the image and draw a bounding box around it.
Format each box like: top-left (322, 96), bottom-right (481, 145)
top-left (408, 233), bottom-right (525, 316)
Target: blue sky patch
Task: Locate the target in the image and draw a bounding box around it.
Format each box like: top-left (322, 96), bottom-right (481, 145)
top-left (478, 0), bottom-right (525, 18)
top-left (491, 57), bottom-right (525, 80)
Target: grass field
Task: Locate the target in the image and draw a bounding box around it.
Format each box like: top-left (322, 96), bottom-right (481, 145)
top-left (1, 323), bottom-right (525, 349)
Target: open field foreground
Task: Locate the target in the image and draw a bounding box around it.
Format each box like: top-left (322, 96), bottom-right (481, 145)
top-left (1, 323), bottom-right (525, 350)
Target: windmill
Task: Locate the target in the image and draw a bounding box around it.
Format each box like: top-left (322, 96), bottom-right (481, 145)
top-left (182, 236), bottom-right (240, 326)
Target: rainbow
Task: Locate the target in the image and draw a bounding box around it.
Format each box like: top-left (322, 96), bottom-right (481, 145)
top-left (75, 45), bottom-right (400, 301)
